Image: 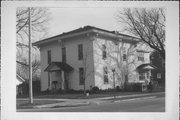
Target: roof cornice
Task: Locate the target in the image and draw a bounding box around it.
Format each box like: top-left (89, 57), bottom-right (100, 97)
top-left (33, 26), bottom-right (140, 47)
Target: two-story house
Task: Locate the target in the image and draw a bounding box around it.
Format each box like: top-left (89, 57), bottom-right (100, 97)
top-left (33, 26), bottom-right (156, 91)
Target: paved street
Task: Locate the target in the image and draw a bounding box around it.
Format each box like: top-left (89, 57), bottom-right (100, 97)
top-left (17, 94), bottom-right (165, 112)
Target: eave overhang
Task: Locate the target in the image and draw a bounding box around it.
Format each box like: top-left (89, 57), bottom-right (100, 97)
top-left (33, 26), bottom-right (140, 47)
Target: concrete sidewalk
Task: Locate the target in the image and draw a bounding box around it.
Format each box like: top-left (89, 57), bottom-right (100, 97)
top-left (25, 92), bottom-right (164, 109)
top-left (94, 92), bottom-right (164, 100)
top-left (34, 101), bottom-right (90, 109)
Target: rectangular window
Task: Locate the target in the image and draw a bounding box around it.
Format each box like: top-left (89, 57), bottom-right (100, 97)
top-left (79, 67), bottom-right (84, 85)
top-left (48, 72), bottom-right (50, 87)
top-left (138, 53), bottom-right (144, 61)
top-left (139, 72), bottom-right (145, 80)
top-left (157, 73), bottom-right (161, 79)
top-left (103, 67), bottom-right (108, 84)
top-left (147, 72), bottom-right (150, 79)
top-left (78, 44), bottom-right (83, 60)
top-left (122, 47), bottom-right (126, 61)
top-left (102, 44), bottom-right (107, 59)
top-left (123, 54), bottom-right (127, 61)
top-left (47, 50), bottom-right (51, 64)
top-left (62, 47), bottom-right (66, 62)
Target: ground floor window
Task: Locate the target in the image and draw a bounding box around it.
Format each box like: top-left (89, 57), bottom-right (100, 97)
top-left (146, 72), bottom-right (150, 79)
top-left (139, 72), bottom-right (145, 80)
top-left (103, 66), bottom-right (108, 84)
top-left (157, 73), bottom-right (161, 79)
top-left (79, 67), bottom-right (84, 85)
top-left (48, 72), bottom-right (50, 87)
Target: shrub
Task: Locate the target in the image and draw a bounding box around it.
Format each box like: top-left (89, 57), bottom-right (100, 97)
top-left (91, 86), bottom-right (99, 93)
top-left (66, 89), bottom-right (84, 94)
top-left (147, 82), bottom-right (153, 92)
top-left (45, 88), bottom-right (50, 93)
top-left (17, 80), bottom-right (41, 95)
top-left (116, 86), bottom-right (120, 91)
top-left (133, 83), bottom-right (142, 92)
top-left (124, 82), bottom-right (144, 92)
top-left (32, 80), bottom-right (41, 94)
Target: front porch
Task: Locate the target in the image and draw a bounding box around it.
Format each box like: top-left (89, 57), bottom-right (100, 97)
top-left (44, 62), bottom-right (73, 92)
top-left (136, 63), bottom-right (157, 84)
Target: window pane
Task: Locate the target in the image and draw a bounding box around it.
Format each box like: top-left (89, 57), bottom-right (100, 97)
top-left (157, 73), bottom-right (161, 79)
top-left (138, 53), bottom-right (144, 61)
top-left (123, 54), bottom-right (126, 61)
top-left (47, 50), bottom-right (51, 64)
top-left (78, 44), bottom-right (83, 60)
top-left (139, 72), bottom-right (145, 80)
top-left (62, 47), bottom-right (66, 62)
top-left (103, 67), bottom-right (108, 83)
top-left (79, 68), bottom-right (84, 85)
top-left (102, 44), bottom-right (107, 59)
top-left (48, 72), bottom-right (50, 87)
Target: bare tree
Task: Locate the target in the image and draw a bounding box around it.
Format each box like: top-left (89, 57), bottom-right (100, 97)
top-left (16, 56), bottom-right (41, 80)
top-left (117, 8), bottom-right (165, 60)
top-left (93, 39), bottom-right (138, 88)
top-left (16, 7), bottom-right (50, 78)
top-left (16, 8), bottom-right (50, 44)
top-left (107, 42), bottom-right (138, 87)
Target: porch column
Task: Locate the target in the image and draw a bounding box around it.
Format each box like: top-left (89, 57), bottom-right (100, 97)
top-left (149, 70), bottom-right (152, 81)
top-left (61, 71), bottom-right (65, 90)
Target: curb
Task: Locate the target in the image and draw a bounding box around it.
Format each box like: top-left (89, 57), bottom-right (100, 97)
top-left (34, 101), bottom-right (90, 109)
top-left (95, 92), bottom-right (164, 100)
top-left (113, 96), bottom-right (157, 103)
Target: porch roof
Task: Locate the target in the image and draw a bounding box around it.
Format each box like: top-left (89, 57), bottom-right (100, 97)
top-left (44, 62), bottom-right (73, 72)
top-left (136, 63), bottom-right (157, 71)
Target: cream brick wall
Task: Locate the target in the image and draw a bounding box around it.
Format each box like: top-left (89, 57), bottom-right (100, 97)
top-left (63, 37), bottom-right (95, 90)
top-left (39, 36), bottom-right (95, 91)
top-left (39, 34), bottom-right (151, 91)
top-left (92, 37), bottom-right (151, 89)
top-left (40, 41), bottom-right (61, 91)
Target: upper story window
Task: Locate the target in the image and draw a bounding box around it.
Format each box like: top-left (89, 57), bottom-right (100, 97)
top-left (102, 44), bottom-right (107, 59)
top-left (79, 67), bottom-right (84, 85)
top-left (122, 47), bottom-right (127, 61)
top-left (138, 53), bottom-right (144, 61)
top-left (62, 47), bottom-right (66, 62)
top-left (47, 50), bottom-right (51, 64)
top-left (78, 44), bottom-right (83, 60)
top-left (103, 66), bottom-right (108, 84)
top-left (123, 54), bottom-right (127, 61)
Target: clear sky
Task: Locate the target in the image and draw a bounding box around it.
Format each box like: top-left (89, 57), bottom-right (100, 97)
top-left (47, 7), bottom-right (125, 38)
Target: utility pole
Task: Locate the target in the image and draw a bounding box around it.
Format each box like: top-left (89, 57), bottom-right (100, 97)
top-left (28, 7), bottom-right (33, 104)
